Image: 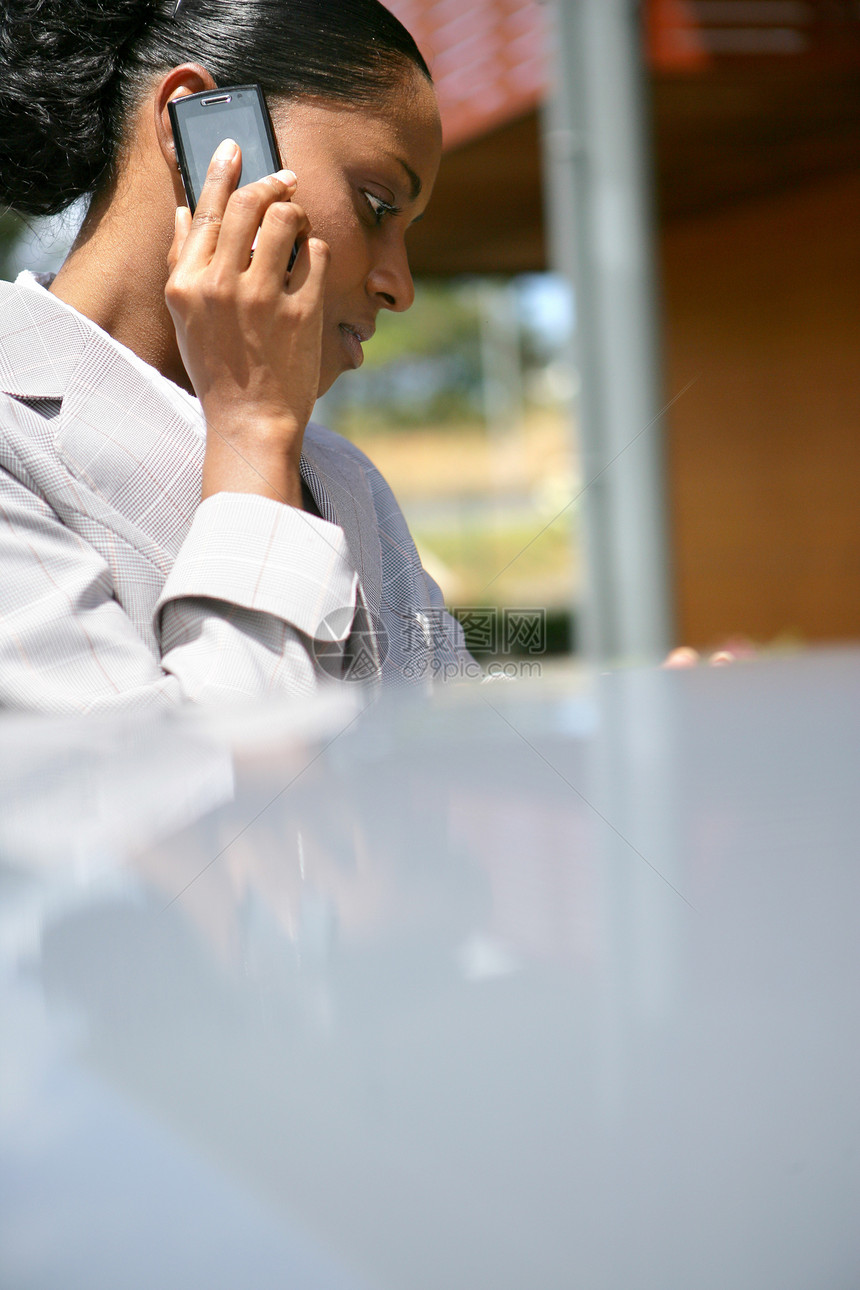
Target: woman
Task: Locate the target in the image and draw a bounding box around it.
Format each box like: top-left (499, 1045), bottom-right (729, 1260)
top-left (0, 0), bottom-right (470, 712)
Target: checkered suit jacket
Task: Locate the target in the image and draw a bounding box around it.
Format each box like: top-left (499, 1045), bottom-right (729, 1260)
top-left (0, 274), bottom-right (469, 713)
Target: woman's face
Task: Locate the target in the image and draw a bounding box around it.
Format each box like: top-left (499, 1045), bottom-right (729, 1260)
top-left (269, 68), bottom-right (442, 395)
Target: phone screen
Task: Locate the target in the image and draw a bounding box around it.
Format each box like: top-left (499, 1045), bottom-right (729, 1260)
top-left (182, 103), bottom-right (271, 199)
top-left (169, 87), bottom-right (281, 212)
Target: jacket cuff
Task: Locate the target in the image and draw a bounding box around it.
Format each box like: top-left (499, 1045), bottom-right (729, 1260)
top-left (154, 492), bottom-right (359, 642)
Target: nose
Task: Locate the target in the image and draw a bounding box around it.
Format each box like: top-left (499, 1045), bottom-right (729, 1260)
top-left (366, 235), bottom-right (415, 313)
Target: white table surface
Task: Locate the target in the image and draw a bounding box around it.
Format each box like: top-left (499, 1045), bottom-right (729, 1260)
top-left (1, 650), bottom-right (858, 1289)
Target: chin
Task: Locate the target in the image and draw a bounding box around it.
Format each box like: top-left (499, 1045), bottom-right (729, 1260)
top-left (316, 369), bottom-right (338, 400)
top-left (316, 352), bottom-right (352, 400)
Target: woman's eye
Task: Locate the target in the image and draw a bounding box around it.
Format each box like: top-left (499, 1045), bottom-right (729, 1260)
top-left (363, 191), bottom-right (399, 225)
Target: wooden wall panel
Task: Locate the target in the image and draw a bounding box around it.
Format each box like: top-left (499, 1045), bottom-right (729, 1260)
top-left (661, 172), bottom-right (860, 646)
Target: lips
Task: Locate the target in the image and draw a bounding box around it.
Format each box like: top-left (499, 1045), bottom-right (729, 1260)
top-left (338, 322), bottom-right (375, 370)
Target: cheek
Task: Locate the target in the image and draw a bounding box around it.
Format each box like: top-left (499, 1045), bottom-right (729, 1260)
top-left (304, 202), bottom-right (369, 300)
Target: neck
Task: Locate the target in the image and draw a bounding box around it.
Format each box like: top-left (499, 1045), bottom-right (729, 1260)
top-left (49, 182), bottom-right (191, 392)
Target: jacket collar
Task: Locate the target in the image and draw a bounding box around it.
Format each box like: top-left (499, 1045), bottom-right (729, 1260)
top-left (0, 275), bottom-right (89, 399)
top-left (0, 275), bottom-right (382, 607)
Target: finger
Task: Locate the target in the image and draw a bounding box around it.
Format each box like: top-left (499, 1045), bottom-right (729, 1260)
top-left (708, 650), bottom-right (736, 667)
top-left (284, 235), bottom-right (330, 299)
top-left (248, 191), bottom-right (313, 284)
top-left (167, 205), bottom-right (192, 275)
top-left (720, 636), bottom-right (756, 660)
top-left (179, 138), bottom-right (242, 268)
top-left (214, 169), bottom-right (300, 268)
top-left (663, 646), bottom-right (700, 669)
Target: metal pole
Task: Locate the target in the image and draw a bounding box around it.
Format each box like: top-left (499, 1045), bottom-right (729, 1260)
top-left (540, 0), bottom-right (673, 662)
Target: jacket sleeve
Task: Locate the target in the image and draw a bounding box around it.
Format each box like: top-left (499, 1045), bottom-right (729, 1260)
top-left (0, 464), bottom-right (359, 715)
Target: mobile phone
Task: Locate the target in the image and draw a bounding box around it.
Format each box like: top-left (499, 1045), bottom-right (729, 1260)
top-left (168, 84), bottom-right (282, 214)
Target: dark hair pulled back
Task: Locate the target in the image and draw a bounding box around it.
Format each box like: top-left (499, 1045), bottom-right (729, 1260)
top-left (0, 0), bottom-right (432, 218)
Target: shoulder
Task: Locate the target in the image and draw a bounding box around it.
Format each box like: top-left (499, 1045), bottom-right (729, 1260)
top-left (0, 273), bottom-right (89, 401)
top-left (302, 418), bottom-right (457, 616)
top-left (304, 420), bottom-right (403, 509)
top-left (304, 420), bottom-right (381, 473)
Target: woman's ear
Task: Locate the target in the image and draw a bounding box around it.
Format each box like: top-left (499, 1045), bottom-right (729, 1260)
top-left (153, 63), bottom-right (218, 185)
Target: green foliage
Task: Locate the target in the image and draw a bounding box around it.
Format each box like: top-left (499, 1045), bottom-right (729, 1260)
top-left (339, 391), bottom-right (483, 436)
top-left (412, 512), bottom-right (574, 607)
top-left (0, 211), bottom-right (24, 281)
top-left (330, 279), bottom-right (487, 434)
top-left (361, 280), bottom-right (481, 368)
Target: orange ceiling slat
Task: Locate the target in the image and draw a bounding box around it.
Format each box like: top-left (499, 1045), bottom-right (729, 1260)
top-left (387, 0), bottom-right (547, 149)
top-left (388, 0), bottom-right (860, 153)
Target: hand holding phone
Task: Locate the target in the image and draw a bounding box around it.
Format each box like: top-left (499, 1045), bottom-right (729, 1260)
top-left (170, 83), bottom-right (300, 273)
top-left (169, 84), bottom-right (283, 213)
top-left (165, 102), bottom-right (330, 510)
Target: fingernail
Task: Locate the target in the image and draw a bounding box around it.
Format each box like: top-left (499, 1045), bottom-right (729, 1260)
top-left (214, 138), bottom-right (238, 161)
top-left (273, 169), bottom-right (297, 186)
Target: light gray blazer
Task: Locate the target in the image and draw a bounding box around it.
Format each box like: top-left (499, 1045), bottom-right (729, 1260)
top-left (0, 275), bottom-right (468, 713)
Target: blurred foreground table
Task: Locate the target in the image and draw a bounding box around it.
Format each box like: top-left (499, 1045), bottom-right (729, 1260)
top-left (1, 651), bottom-right (858, 1289)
